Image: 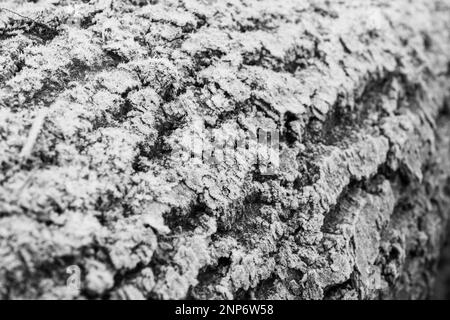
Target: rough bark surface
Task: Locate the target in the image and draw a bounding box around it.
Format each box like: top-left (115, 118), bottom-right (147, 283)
top-left (1, 0), bottom-right (450, 300)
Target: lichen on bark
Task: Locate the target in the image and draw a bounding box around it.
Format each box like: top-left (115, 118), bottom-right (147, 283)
top-left (1, 0), bottom-right (450, 300)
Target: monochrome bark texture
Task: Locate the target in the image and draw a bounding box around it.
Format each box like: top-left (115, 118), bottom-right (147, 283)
top-left (1, 0), bottom-right (450, 300)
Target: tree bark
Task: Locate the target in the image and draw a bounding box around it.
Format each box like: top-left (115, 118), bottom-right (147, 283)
top-left (1, 0), bottom-right (450, 300)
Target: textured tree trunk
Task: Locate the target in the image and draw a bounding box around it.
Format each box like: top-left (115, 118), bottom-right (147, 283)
top-left (1, 0), bottom-right (450, 300)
